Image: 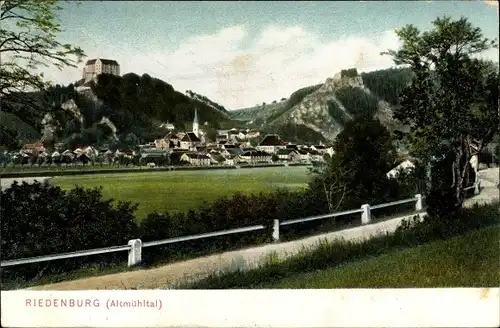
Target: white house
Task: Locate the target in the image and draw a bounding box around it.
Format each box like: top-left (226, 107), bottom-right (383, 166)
top-left (256, 134), bottom-right (287, 154)
top-left (180, 153), bottom-right (211, 166)
top-left (276, 149), bottom-right (300, 162)
top-left (386, 159), bottom-right (416, 179)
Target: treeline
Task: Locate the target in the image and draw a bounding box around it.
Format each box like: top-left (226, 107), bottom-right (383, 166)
top-left (334, 86), bottom-right (380, 118)
top-left (361, 68), bottom-right (413, 105)
top-left (327, 100), bottom-right (350, 126)
top-left (186, 90), bottom-right (229, 113)
top-left (264, 123), bottom-right (326, 144)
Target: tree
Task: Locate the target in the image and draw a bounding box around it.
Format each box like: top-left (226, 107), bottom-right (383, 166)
top-left (310, 117), bottom-right (398, 211)
top-left (384, 16), bottom-right (499, 215)
top-left (1, 0), bottom-right (85, 108)
top-left (309, 155), bottom-right (352, 214)
top-left (332, 117), bottom-right (398, 204)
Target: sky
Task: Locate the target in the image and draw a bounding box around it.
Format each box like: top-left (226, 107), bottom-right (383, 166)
top-left (36, 0), bottom-right (499, 110)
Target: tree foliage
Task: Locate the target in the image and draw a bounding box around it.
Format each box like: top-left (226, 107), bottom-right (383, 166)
top-left (384, 16), bottom-right (499, 214)
top-left (91, 73), bottom-right (228, 136)
top-left (0, 0), bottom-right (84, 105)
top-left (334, 86), bottom-right (380, 118)
top-left (327, 100), bottom-right (350, 126)
top-left (361, 68), bottom-right (413, 105)
top-left (310, 117), bottom-right (398, 209)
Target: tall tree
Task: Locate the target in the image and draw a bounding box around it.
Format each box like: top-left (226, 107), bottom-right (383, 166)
top-left (310, 117), bottom-right (398, 212)
top-left (384, 16), bottom-right (499, 216)
top-left (0, 0), bottom-right (85, 104)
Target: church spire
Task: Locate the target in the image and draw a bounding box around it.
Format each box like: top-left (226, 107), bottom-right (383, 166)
top-left (192, 108), bottom-right (200, 138)
top-left (193, 108), bottom-right (199, 124)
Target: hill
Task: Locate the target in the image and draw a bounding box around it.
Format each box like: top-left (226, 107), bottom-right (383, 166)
top-left (0, 73), bottom-right (231, 150)
top-left (228, 68), bottom-right (413, 143)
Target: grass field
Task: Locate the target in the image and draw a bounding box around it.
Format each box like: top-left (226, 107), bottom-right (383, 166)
top-left (266, 225), bottom-right (500, 288)
top-left (52, 166), bottom-right (311, 219)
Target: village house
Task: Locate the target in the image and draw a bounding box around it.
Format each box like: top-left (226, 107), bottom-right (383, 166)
top-left (246, 130), bottom-right (260, 139)
top-left (164, 132), bottom-right (180, 148)
top-left (297, 149), bottom-right (311, 162)
top-left (180, 153), bottom-right (211, 166)
top-left (308, 149), bottom-right (324, 162)
top-left (257, 134), bottom-right (287, 154)
top-left (159, 122), bottom-right (175, 130)
top-left (228, 129), bottom-right (240, 142)
top-left (387, 159), bottom-right (416, 179)
top-left (311, 145), bottom-right (327, 153)
top-left (207, 152), bottom-right (227, 165)
top-left (216, 129), bottom-right (229, 137)
top-left (238, 130), bottom-right (248, 140)
top-left (221, 147), bottom-right (244, 158)
top-left (276, 148), bottom-right (301, 162)
top-left (22, 142), bottom-right (45, 155)
top-left (179, 132), bottom-right (202, 150)
top-left (237, 150), bottom-right (272, 164)
top-left (216, 134), bottom-right (228, 143)
top-left (141, 148), bottom-right (169, 165)
top-left (155, 138), bottom-right (169, 149)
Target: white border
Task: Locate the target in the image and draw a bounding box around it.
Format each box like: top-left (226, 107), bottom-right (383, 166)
top-left (1, 289), bottom-right (499, 327)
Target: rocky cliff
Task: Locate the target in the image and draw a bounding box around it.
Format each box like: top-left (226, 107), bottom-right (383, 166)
top-left (231, 67), bottom-right (413, 142)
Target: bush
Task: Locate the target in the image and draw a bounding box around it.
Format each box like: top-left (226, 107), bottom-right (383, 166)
top-left (1, 182), bottom-right (139, 282)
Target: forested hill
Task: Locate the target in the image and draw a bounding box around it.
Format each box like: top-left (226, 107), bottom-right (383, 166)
top-left (229, 67), bottom-right (414, 143)
top-left (0, 72), bottom-right (230, 150)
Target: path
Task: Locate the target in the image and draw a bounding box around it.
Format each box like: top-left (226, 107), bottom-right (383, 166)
top-left (1, 177), bottom-right (53, 191)
top-left (26, 168), bottom-right (500, 290)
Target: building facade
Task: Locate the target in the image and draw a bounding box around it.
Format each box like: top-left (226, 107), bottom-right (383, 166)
top-left (83, 58), bottom-right (120, 82)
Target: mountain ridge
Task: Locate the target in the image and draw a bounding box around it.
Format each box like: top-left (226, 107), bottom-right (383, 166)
top-left (228, 67), bottom-right (413, 143)
top-left (0, 73), bottom-right (232, 150)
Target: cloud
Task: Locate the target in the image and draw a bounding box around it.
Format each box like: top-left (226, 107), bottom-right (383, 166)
top-left (37, 24), bottom-right (497, 109)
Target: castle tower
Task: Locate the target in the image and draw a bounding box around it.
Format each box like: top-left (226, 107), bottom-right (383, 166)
top-left (193, 108), bottom-right (199, 138)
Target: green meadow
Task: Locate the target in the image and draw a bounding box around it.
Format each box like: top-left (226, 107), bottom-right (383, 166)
top-left (53, 166), bottom-right (311, 219)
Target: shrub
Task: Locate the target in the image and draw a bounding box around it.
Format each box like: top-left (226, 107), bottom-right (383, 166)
top-left (1, 181), bottom-right (139, 282)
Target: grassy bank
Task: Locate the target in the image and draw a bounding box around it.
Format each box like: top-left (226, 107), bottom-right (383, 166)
top-left (268, 225), bottom-right (500, 288)
top-left (51, 166), bottom-right (310, 219)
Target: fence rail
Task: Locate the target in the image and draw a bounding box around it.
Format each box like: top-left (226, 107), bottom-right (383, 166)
top-left (142, 225), bottom-right (265, 248)
top-left (280, 208), bottom-right (364, 226)
top-left (0, 180), bottom-right (481, 268)
top-left (0, 245), bottom-right (131, 268)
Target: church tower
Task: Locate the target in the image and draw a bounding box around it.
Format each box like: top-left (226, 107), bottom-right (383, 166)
top-left (193, 108), bottom-right (199, 138)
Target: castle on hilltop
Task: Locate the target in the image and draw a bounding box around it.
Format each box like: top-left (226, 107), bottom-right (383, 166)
top-left (82, 58), bottom-right (120, 82)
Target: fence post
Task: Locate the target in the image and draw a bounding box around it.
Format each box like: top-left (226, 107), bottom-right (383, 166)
top-left (272, 219), bottom-right (280, 242)
top-left (415, 194), bottom-right (423, 211)
top-left (474, 181), bottom-right (480, 195)
top-left (128, 239), bottom-right (142, 267)
top-left (361, 204), bottom-right (371, 225)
